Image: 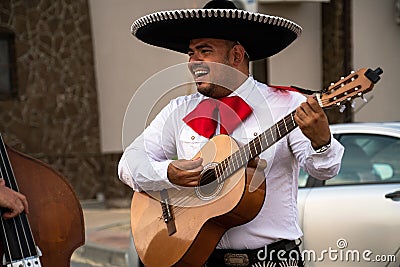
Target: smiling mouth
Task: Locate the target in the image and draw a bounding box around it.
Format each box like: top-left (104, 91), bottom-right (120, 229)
top-left (189, 63), bottom-right (210, 81)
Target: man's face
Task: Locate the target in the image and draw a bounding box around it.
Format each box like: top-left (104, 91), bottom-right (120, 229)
top-left (188, 38), bottom-right (235, 98)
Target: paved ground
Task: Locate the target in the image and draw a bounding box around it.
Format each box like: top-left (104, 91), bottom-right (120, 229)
top-left (70, 199), bottom-right (142, 267)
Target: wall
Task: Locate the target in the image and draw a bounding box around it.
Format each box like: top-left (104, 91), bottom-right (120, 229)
top-left (259, 2), bottom-right (323, 91)
top-left (352, 0), bottom-right (400, 122)
top-left (0, 0), bottom-right (99, 154)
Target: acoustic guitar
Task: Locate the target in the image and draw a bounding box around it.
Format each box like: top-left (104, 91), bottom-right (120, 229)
top-left (131, 67), bottom-right (383, 267)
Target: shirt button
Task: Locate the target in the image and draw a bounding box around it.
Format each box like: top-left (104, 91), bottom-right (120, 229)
top-left (191, 136), bottom-right (195, 140)
top-left (253, 132), bottom-right (258, 136)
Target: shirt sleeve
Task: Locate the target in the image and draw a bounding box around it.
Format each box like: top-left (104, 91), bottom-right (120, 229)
top-left (118, 102), bottom-right (178, 192)
top-left (289, 127), bottom-right (345, 180)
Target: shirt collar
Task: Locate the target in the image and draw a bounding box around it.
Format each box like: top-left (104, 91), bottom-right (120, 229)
top-left (229, 75), bottom-right (259, 105)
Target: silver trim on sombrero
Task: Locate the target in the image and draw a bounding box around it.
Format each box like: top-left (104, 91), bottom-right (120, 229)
top-left (131, 8), bottom-right (302, 37)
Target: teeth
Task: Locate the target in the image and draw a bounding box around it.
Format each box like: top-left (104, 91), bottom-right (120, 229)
top-left (194, 70), bottom-right (208, 77)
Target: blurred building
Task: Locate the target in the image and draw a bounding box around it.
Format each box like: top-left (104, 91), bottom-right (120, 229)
top-left (0, 0), bottom-right (399, 199)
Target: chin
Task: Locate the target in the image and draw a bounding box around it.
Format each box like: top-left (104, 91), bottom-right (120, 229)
top-left (196, 83), bottom-right (213, 97)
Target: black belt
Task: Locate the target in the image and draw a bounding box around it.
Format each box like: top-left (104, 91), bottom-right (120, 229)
top-left (207, 239), bottom-right (301, 267)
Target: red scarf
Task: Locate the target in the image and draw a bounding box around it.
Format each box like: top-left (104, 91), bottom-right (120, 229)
top-left (183, 96), bottom-right (252, 138)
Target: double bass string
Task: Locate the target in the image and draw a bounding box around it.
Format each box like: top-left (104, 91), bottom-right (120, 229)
top-left (0, 134), bottom-right (22, 263)
top-left (0, 134), bottom-right (35, 263)
top-left (0, 189), bottom-right (12, 267)
top-left (0, 135), bottom-right (25, 263)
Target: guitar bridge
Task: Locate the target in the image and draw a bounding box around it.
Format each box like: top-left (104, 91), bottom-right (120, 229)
top-left (160, 190), bottom-right (176, 236)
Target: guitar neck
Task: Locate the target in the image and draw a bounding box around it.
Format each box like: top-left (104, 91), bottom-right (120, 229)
top-left (216, 110), bottom-right (298, 182)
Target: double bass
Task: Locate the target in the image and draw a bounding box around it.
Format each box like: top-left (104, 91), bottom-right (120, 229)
top-left (0, 133), bottom-right (85, 266)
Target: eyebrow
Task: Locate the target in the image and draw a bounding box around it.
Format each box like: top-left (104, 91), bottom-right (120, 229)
top-left (188, 44), bottom-right (213, 53)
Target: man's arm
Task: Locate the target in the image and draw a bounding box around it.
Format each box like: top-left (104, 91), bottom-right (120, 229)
top-left (292, 97), bottom-right (345, 179)
top-left (118, 100), bottom-right (205, 191)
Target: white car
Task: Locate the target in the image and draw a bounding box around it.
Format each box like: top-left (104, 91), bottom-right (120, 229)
top-left (298, 122), bottom-right (400, 267)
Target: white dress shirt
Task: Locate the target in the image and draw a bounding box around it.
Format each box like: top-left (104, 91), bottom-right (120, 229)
top-left (118, 76), bottom-right (344, 250)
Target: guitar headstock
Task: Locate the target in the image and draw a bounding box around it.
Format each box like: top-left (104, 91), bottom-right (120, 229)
top-left (318, 67), bottom-right (383, 109)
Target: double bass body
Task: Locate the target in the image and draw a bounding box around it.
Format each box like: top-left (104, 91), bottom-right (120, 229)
top-left (0, 139), bottom-right (85, 267)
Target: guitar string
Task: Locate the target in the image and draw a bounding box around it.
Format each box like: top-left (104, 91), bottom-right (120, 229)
top-left (170, 117), bottom-right (297, 217)
top-left (170, 115), bottom-right (295, 215)
top-left (171, 113), bottom-right (296, 209)
top-left (0, 135), bottom-right (34, 262)
top-left (166, 113), bottom-right (298, 216)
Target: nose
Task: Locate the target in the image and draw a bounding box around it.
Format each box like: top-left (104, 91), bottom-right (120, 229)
top-left (188, 61), bottom-right (203, 74)
top-left (189, 54), bottom-right (197, 62)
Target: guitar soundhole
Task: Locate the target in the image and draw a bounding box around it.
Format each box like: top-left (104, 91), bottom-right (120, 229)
top-left (195, 163), bottom-right (224, 201)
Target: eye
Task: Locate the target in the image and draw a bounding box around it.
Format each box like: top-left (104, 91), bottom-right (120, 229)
top-left (201, 49), bottom-right (212, 54)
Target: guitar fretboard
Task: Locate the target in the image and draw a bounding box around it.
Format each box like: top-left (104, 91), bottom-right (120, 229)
top-left (214, 110), bottom-right (298, 182)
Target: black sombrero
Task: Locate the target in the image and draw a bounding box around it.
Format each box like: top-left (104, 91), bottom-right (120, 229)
top-left (131, 0), bottom-right (302, 61)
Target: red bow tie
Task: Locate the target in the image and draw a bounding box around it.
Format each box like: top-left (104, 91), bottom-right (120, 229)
top-left (183, 96), bottom-right (252, 138)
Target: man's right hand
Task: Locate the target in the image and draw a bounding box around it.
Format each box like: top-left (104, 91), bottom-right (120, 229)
top-left (0, 178), bottom-right (29, 219)
top-left (167, 158), bottom-right (204, 187)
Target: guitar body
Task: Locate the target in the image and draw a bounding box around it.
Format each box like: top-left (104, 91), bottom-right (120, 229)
top-left (131, 135), bottom-right (266, 267)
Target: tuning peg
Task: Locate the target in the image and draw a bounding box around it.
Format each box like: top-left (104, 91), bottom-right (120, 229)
top-left (339, 104), bottom-right (346, 113)
top-left (351, 100), bottom-right (356, 109)
top-left (365, 67), bottom-right (383, 84)
top-left (360, 94), bottom-right (368, 103)
top-left (351, 70), bottom-right (355, 74)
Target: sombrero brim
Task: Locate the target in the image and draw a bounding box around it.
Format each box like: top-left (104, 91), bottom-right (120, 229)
top-left (131, 8), bottom-right (302, 61)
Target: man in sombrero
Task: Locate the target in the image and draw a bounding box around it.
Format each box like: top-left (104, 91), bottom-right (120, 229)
top-left (119, 0), bottom-right (344, 266)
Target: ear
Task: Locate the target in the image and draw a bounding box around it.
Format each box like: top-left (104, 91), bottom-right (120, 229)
top-left (231, 44), bottom-right (246, 66)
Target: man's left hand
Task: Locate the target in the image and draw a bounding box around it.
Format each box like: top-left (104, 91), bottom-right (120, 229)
top-left (294, 97), bottom-right (331, 149)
